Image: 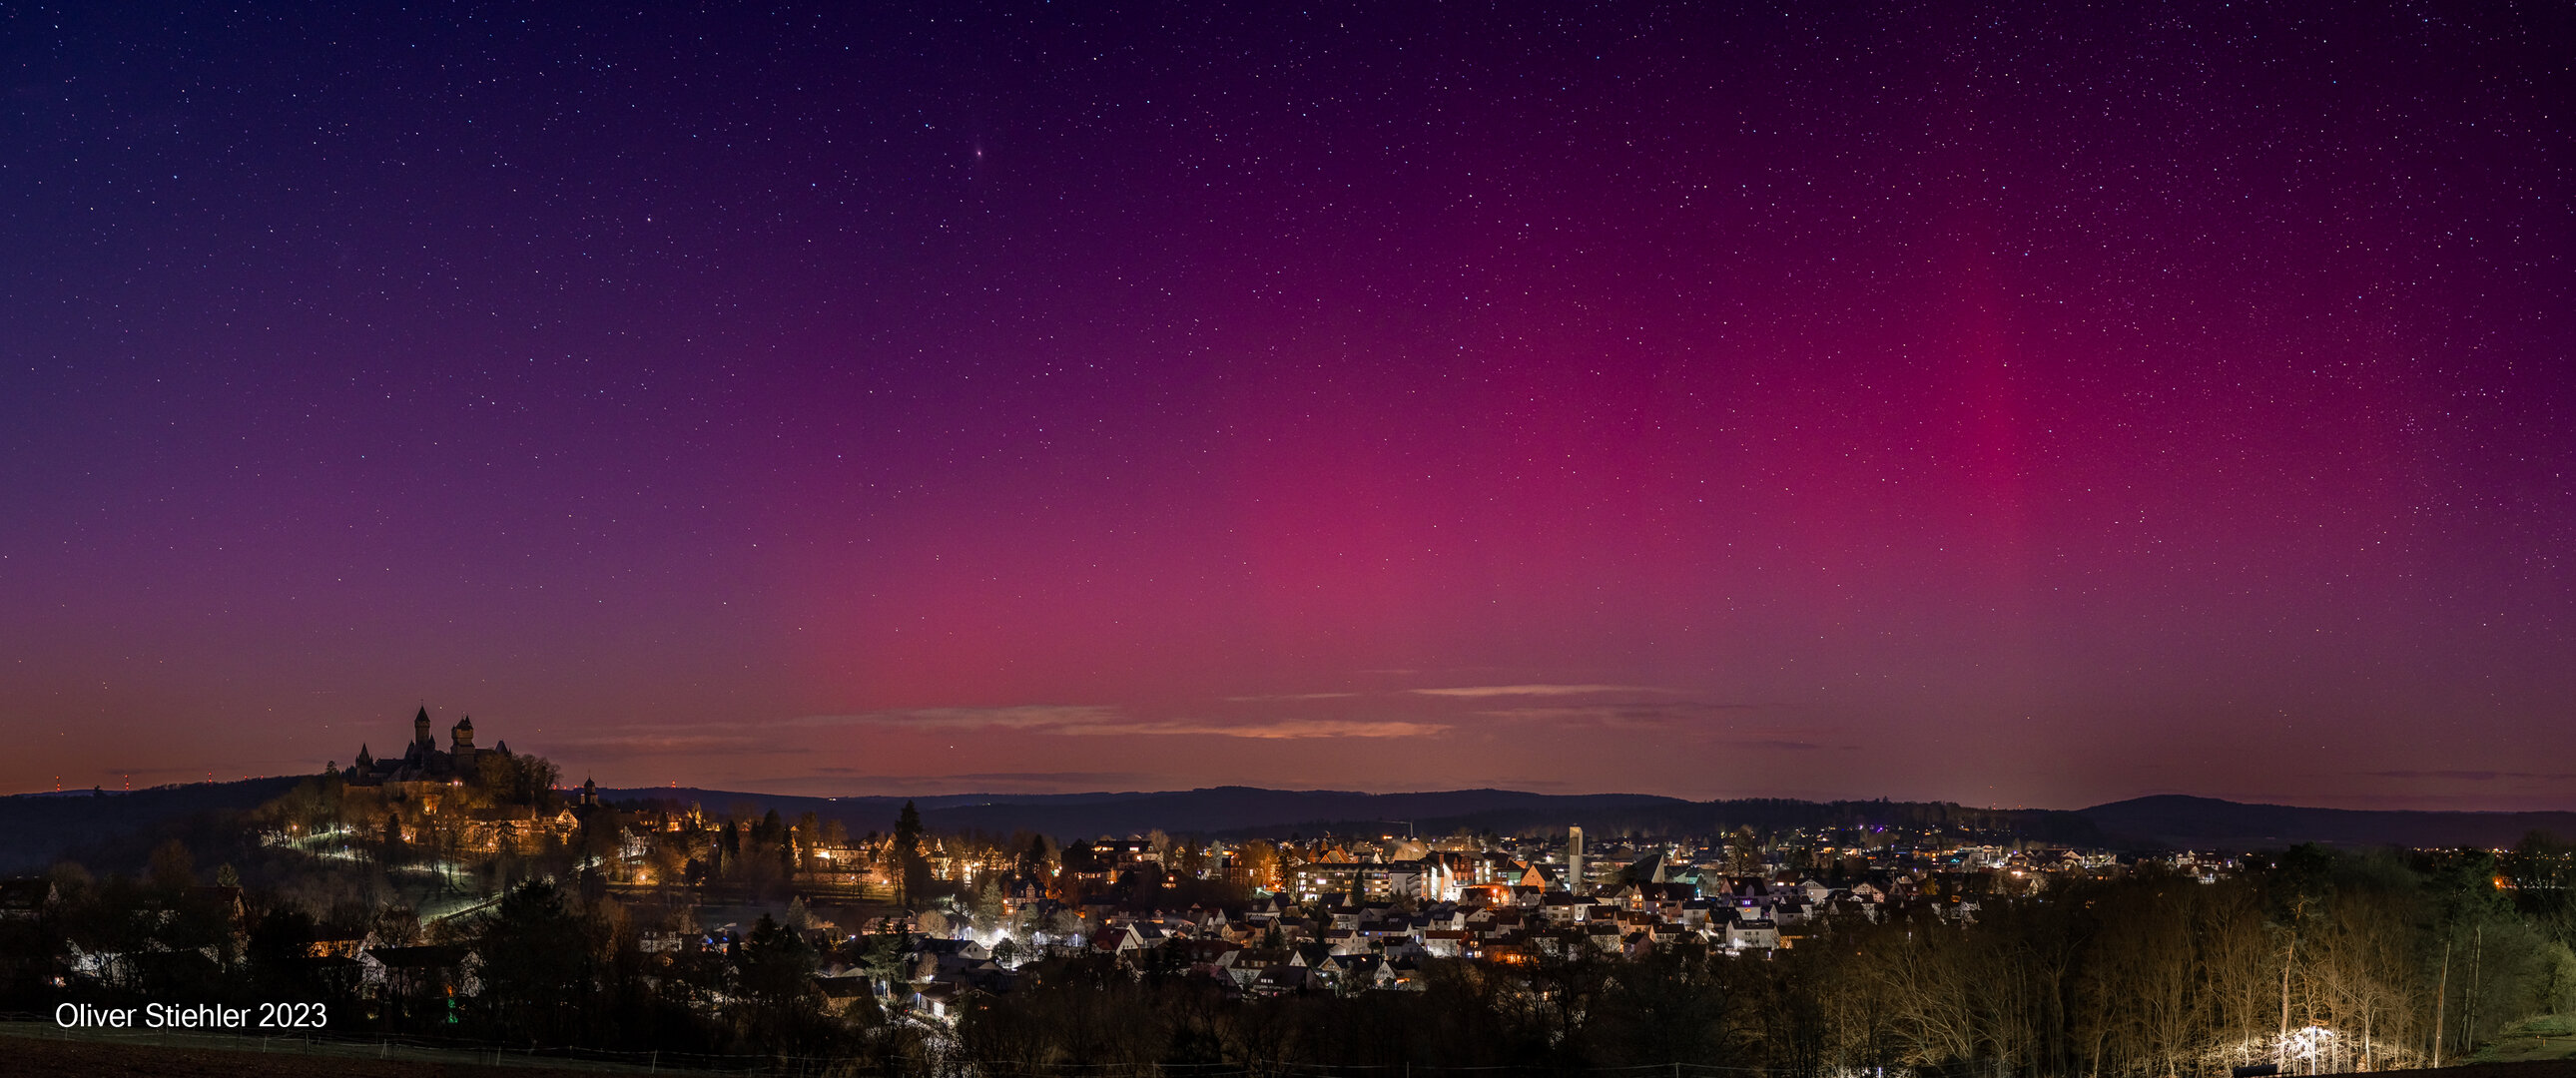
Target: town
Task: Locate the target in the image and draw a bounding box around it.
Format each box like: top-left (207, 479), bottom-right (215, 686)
top-left (3, 711), bottom-right (2571, 1077)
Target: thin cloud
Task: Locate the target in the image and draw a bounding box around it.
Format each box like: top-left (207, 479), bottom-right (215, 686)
top-left (2366, 770), bottom-right (2576, 782)
top-left (794, 705), bottom-right (1124, 731)
top-left (793, 707), bottom-right (1442, 740)
top-left (730, 771), bottom-right (1161, 796)
top-left (566, 704), bottom-right (1449, 760)
top-left (1410, 684), bottom-right (1665, 698)
top-left (1222, 692), bottom-right (1362, 702)
top-left (806, 769), bottom-right (1152, 785)
top-left (1482, 702), bottom-right (1766, 726)
top-left (1072, 719), bottom-right (1449, 739)
top-left (941, 772), bottom-right (1155, 784)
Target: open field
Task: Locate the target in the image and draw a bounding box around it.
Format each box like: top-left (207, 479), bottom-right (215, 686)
top-left (0, 1030), bottom-right (631, 1077)
top-left (11, 1024), bottom-right (2576, 1078)
top-left (0, 1023), bottom-right (806, 1077)
top-left (2386, 1066), bottom-right (2576, 1078)
top-left (2476, 1015), bottom-right (2576, 1064)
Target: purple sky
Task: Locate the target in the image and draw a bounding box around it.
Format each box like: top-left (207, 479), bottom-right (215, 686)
top-left (2, 2), bottom-right (2570, 808)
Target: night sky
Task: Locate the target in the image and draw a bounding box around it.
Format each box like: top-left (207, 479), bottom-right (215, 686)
top-left (3, 2), bottom-right (2570, 809)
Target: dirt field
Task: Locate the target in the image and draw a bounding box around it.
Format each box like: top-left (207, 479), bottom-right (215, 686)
top-left (0, 1030), bottom-right (652, 1077)
top-left (9, 1031), bottom-right (2576, 1078)
top-left (2392, 1066), bottom-right (2576, 1078)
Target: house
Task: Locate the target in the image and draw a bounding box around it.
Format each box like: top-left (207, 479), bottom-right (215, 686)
top-left (308, 923), bottom-right (370, 959)
top-left (907, 980), bottom-right (963, 1021)
top-left (816, 974), bottom-right (875, 1017)
top-left (1244, 895), bottom-right (1292, 924)
top-left (1215, 946), bottom-right (1295, 989)
top-left (1642, 919), bottom-right (1696, 946)
top-left (0, 878), bottom-right (56, 920)
top-left (1291, 862), bottom-right (1397, 902)
top-left (1385, 858), bottom-right (1456, 902)
top-left (915, 937), bottom-right (994, 979)
top-left (1321, 952), bottom-right (1397, 994)
top-left (1089, 925), bottom-right (1143, 957)
top-left (1634, 882), bottom-right (1698, 916)
top-left (1724, 918), bottom-right (1780, 951)
top-left (363, 944), bottom-right (475, 1021)
top-left (1387, 955), bottom-right (1427, 990)
top-left (1170, 937), bottom-right (1242, 974)
top-left (1250, 962), bottom-right (1311, 997)
top-left (1530, 927), bottom-right (1587, 959)
top-left (1419, 928), bottom-right (1470, 958)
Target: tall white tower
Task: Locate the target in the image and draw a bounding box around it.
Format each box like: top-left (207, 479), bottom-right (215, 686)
top-left (1568, 825), bottom-right (1587, 895)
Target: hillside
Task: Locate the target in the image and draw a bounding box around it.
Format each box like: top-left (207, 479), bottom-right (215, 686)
top-left (600, 786), bottom-right (2102, 844)
top-left (6, 781), bottom-right (2569, 877)
top-left (0, 778), bottom-right (300, 874)
top-left (599, 786), bottom-right (1691, 839)
top-left (2079, 794), bottom-right (2576, 850)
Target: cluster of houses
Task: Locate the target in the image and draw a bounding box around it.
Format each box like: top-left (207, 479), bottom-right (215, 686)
top-left (8, 715), bottom-right (2180, 1029)
top-left (804, 841), bottom-right (2105, 1019)
top-left (0, 819), bottom-right (2185, 1032)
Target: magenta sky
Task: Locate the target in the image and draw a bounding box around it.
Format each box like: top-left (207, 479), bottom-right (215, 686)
top-left (2, 2), bottom-right (2570, 808)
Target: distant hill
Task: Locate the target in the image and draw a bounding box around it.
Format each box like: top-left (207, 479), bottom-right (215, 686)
top-left (600, 786), bottom-right (2107, 845)
top-left (0, 778), bottom-right (300, 874)
top-left (5, 783), bottom-right (2564, 877)
top-left (599, 786), bottom-right (1690, 839)
top-left (2076, 795), bottom-right (2576, 850)
top-left (599, 788), bottom-right (2574, 851)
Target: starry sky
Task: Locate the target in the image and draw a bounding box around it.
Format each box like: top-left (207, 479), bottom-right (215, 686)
top-left (2, 1), bottom-right (2570, 809)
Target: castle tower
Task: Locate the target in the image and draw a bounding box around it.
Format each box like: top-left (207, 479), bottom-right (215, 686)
top-left (452, 716), bottom-right (475, 752)
top-left (413, 706), bottom-right (432, 749)
top-left (355, 744), bottom-right (373, 769)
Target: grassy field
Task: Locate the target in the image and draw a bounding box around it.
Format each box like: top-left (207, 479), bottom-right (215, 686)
top-left (2475, 1015), bottom-right (2576, 1064)
top-left (12, 1024), bottom-right (2576, 1078)
top-left (0, 1022), bottom-right (816, 1077)
top-left (0, 1029), bottom-right (631, 1078)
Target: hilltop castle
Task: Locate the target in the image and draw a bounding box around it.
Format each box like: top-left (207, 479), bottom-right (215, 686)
top-left (343, 706), bottom-right (513, 786)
